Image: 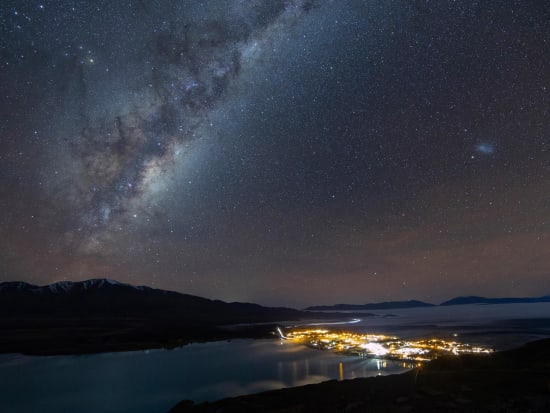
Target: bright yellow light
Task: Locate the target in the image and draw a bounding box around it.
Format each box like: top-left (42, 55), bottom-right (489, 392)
top-left (285, 328), bottom-right (492, 362)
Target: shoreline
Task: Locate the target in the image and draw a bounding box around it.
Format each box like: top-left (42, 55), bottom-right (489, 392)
top-left (0, 320), bottom-right (280, 356)
top-left (168, 338), bottom-right (550, 413)
top-left (2, 320), bottom-right (549, 412)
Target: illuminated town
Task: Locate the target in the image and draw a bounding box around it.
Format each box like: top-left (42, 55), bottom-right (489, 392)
top-left (282, 328), bottom-right (493, 362)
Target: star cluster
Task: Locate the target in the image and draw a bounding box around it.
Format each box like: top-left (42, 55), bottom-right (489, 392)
top-left (1, 1), bottom-right (548, 307)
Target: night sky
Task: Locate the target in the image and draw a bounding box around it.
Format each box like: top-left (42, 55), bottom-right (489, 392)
top-left (1, 1), bottom-right (548, 308)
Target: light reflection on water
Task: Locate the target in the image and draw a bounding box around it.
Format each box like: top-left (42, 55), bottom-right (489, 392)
top-left (0, 339), bottom-right (409, 413)
top-left (3, 303), bottom-right (547, 413)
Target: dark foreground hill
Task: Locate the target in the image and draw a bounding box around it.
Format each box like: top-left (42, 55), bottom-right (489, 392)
top-left (169, 338), bottom-right (550, 413)
top-left (0, 279), bottom-right (342, 355)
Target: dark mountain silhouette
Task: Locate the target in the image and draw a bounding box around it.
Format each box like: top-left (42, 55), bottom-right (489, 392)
top-left (440, 295), bottom-right (550, 306)
top-left (305, 295), bottom-right (550, 311)
top-left (305, 300), bottom-right (435, 311)
top-left (2, 280), bottom-right (548, 355)
top-left (0, 279), bottom-right (333, 355)
top-left (0, 279), bottom-right (304, 323)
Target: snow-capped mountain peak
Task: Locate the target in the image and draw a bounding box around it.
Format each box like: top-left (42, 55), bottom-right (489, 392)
top-left (48, 281), bottom-right (74, 293)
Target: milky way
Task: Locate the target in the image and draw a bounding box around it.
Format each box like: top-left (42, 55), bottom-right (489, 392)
top-left (43, 1), bottom-right (314, 250)
top-left (1, 1), bottom-right (549, 307)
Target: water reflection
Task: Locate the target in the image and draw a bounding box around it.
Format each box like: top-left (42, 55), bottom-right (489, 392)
top-left (0, 339), bottom-right (409, 413)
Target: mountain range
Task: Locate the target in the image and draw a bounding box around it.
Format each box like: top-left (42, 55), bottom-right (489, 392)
top-left (1, 279), bottom-right (549, 355)
top-left (305, 295), bottom-right (550, 311)
top-left (0, 279), bottom-right (304, 323)
top-left (439, 295), bottom-right (550, 306)
top-left (0, 279), bottom-right (323, 355)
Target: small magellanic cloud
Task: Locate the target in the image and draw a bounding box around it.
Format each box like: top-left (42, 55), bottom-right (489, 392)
top-left (475, 142), bottom-right (495, 155)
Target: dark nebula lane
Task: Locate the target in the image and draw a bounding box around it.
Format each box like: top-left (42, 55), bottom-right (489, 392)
top-left (1, 1), bottom-right (549, 307)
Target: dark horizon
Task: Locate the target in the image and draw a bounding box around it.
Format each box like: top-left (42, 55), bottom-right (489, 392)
top-left (2, 277), bottom-right (549, 309)
top-left (1, 1), bottom-right (549, 308)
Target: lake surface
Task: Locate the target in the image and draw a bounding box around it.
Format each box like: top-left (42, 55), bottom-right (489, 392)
top-left (0, 339), bottom-right (408, 413)
top-left (2, 302), bottom-right (549, 413)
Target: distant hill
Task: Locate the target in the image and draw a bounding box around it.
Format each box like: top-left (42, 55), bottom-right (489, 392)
top-left (305, 295), bottom-right (550, 311)
top-left (440, 295), bottom-right (550, 306)
top-left (304, 300), bottom-right (435, 311)
top-left (0, 279), bottom-right (306, 323)
top-left (0, 279), bottom-right (334, 355)
top-left (2, 280), bottom-right (549, 355)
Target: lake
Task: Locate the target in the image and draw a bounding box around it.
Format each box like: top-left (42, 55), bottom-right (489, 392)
top-left (0, 339), bottom-right (408, 413)
top-left (2, 302), bottom-right (549, 413)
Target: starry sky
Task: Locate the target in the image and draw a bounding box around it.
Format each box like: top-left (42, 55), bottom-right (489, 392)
top-left (1, 1), bottom-right (549, 308)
